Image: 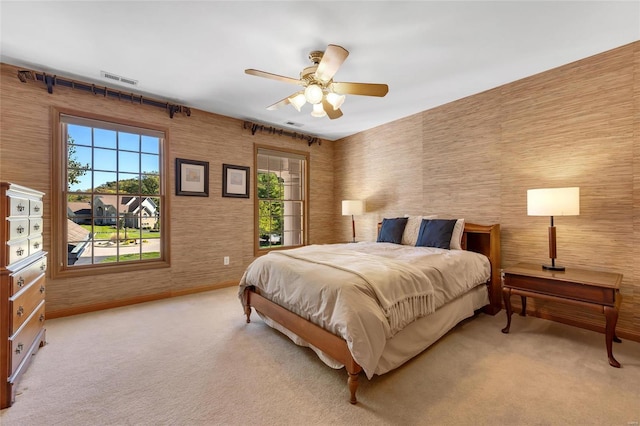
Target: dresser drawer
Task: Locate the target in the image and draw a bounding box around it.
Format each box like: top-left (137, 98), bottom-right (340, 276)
top-left (6, 239), bottom-right (30, 266)
top-left (29, 200), bottom-right (43, 217)
top-left (29, 235), bottom-right (43, 255)
top-left (10, 275), bottom-right (46, 335)
top-left (10, 301), bottom-right (46, 375)
top-left (6, 218), bottom-right (29, 241)
top-left (29, 218), bottom-right (43, 235)
top-left (10, 256), bottom-right (47, 295)
top-left (9, 197), bottom-right (30, 217)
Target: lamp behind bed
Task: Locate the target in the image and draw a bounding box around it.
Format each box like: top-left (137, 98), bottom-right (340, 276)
top-left (342, 200), bottom-right (364, 243)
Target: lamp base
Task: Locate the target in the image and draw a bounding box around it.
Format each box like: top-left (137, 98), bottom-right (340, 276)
top-left (542, 264), bottom-right (565, 271)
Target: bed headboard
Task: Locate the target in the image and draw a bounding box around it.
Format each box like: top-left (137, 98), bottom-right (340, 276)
top-left (376, 221), bottom-right (502, 315)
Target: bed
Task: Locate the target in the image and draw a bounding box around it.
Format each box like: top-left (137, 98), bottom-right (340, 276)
top-left (239, 220), bottom-right (501, 404)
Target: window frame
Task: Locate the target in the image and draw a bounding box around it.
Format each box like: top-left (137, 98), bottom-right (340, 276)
top-left (51, 107), bottom-right (171, 278)
top-left (254, 144), bottom-right (309, 256)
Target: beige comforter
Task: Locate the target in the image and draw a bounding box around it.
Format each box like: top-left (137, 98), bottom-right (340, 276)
top-left (238, 242), bottom-right (490, 378)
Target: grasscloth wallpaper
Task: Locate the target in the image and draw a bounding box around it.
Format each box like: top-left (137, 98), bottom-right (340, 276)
top-left (0, 62), bottom-right (335, 316)
top-left (1, 40), bottom-right (638, 341)
top-left (334, 41), bottom-right (639, 341)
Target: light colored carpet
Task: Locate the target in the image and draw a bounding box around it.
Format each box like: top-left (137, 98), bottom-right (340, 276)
top-left (1, 286), bottom-right (639, 425)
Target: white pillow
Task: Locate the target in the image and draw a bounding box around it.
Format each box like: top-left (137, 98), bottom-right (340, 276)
top-left (401, 215), bottom-right (437, 246)
top-left (450, 219), bottom-right (465, 250)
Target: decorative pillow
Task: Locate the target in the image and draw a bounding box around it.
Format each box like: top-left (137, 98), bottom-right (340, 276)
top-left (415, 219), bottom-right (458, 249)
top-left (450, 218), bottom-right (465, 250)
top-left (401, 215), bottom-right (437, 246)
top-left (377, 217), bottom-right (409, 244)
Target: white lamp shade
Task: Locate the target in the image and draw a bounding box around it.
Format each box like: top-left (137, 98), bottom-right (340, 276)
top-left (527, 187), bottom-right (580, 216)
top-left (288, 93), bottom-right (306, 111)
top-left (326, 92), bottom-right (345, 110)
top-left (310, 103), bottom-right (326, 117)
top-left (304, 84), bottom-right (324, 104)
top-left (342, 200), bottom-right (364, 216)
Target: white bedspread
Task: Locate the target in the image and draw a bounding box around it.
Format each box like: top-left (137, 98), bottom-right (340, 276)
top-left (238, 242), bottom-right (490, 378)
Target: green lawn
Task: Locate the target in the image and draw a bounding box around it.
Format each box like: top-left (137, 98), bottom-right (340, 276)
top-left (80, 224), bottom-right (160, 240)
top-left (101, 252), bottom-right (160, 263)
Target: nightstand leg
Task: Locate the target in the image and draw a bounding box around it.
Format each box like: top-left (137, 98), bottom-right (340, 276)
top-left (520, 296), bottom-right (527, 316)
top-left (604, 305), bottom-right (621, 368)
top-left (502, 287), bottom-right (513, 334)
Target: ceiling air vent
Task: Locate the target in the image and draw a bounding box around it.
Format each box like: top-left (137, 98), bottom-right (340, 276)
top-left (100, 71), bottom-right (138, 87)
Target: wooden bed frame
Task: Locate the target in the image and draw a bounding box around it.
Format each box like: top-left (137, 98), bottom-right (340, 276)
top-left (243, 222), bottom-right (501, 404)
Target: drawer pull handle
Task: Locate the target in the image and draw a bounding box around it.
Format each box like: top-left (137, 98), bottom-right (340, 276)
top-left (34, 224), bottom-right (40, 231)
top-left (15, 344), bottom-right (24, 355)
top-left (17, 277), bottom-right (25, 287)
top-left (40, 263), bottom-right (46, 271)
top-left (16, 306), bottom-right (24, 317)
top-left (17, 225), bottom-right (25, 234)
top-left (16, 247), bottom-right (25, 256)
top-left (33, 242), bottom-right (40, 249)
top-left (39, 285), bottom-right (45, 294)
top-left (33, 205), bottom-right (40, 213)
top-left (39, 314), bottom-right (45, 322)
top-left (17, 204), bottom-right (25, 212)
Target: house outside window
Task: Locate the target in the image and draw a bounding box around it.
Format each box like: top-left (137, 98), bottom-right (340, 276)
top-left (52, 109), bottom-right (169, 277)
top-left (255, 146), bottom-right (308, 253)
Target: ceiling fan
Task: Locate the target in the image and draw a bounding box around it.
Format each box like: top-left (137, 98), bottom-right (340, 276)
top-left (245, 44), bottom-right (389, 120)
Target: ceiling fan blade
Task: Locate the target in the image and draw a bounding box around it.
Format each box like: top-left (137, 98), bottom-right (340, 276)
top-left (245, 69), bottom-right (302, 86)
top-left (266, 95), bottom-right (293, 110)
top-left (322, 99), bottom-right (343, 120)
top-left (315, 44), bottom-right (349, 83)
top-left (330, 82), bottom-right (389, 97)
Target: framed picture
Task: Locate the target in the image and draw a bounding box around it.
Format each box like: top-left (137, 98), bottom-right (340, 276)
top-left (176, 158), bottom-right (209, 196)
top-left (222, 164), bottom-right (250, 198)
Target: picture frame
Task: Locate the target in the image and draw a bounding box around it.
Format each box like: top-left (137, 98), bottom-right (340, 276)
top-left (176, 158), bottom-right (209, 197)
top-left (222, 164), bottom-right (250, 198)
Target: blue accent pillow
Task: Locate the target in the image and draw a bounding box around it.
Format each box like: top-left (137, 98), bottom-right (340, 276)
top-left (377, 217), bottom-right (408, 244)
top-left (415, 219), bottom-right (457, 249)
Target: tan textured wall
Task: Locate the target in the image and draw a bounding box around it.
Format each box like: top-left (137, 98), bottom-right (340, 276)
top-left (335, 42), bottom-right (640, 340)
top-left (0, 63), bottom-right (335, 313)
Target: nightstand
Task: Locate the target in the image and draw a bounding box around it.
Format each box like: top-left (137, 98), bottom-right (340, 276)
top-left (501, 262), bottom-right (623, 367)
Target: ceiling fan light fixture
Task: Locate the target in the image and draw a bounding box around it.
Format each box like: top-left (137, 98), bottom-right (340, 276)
top-left (304, 84), bottom-right (324, 104)
top-left (288, 93), bottom-right (306, 111)
top-left (311, 103), bottom-right (327, 118)
top-left (326, 92), bottom-right (345, 110)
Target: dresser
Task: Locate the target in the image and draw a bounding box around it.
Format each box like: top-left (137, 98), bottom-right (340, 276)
top-left (1, 182), bottom-right (47, 409)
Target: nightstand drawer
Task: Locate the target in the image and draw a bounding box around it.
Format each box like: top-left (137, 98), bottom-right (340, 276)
top-left (505, 274), bottom-right (616, 305)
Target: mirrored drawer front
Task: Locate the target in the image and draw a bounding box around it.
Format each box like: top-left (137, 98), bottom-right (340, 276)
top-left (29, 200), bottom-right (43, 217)
top-left (10, 275), bottom-right (46, 335)
top-left (29, 218), bottom-right (43, 235)
top-left (7, 239), bottom-right (30, 266)
top-left (29, 235), bottom-right (43, 255)
top-left (7, 218), bottom-right (29, 241)
top-left (10, 255), bottom-right (46, 296)
top-left (10, 301), bottom-right (45, 375)
top-left (9, 197), bottom-right (30, 217)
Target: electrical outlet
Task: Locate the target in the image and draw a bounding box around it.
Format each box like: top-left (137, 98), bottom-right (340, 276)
top-left (224, 256), bottom-right (230, 266)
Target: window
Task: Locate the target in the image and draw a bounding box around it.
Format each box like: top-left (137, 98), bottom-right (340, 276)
top-left (255, 146), bottom-right (308, 252)
top-left (52, 109), bottom-right (169, 277)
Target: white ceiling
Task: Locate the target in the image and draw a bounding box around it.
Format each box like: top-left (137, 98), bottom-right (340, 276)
top-left (1, 1), bottom-right (639, 141)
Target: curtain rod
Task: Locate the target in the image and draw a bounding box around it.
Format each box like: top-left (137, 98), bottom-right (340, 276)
top-left (16, 69), bottom-right (191, 119)
top-left (243, 121), bottom-right (321, 146)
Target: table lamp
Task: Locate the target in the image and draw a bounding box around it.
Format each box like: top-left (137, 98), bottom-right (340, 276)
top-left (527, 187), bottom-right (580, 271)
top-left (342, 200), bottom-right (364, 243)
